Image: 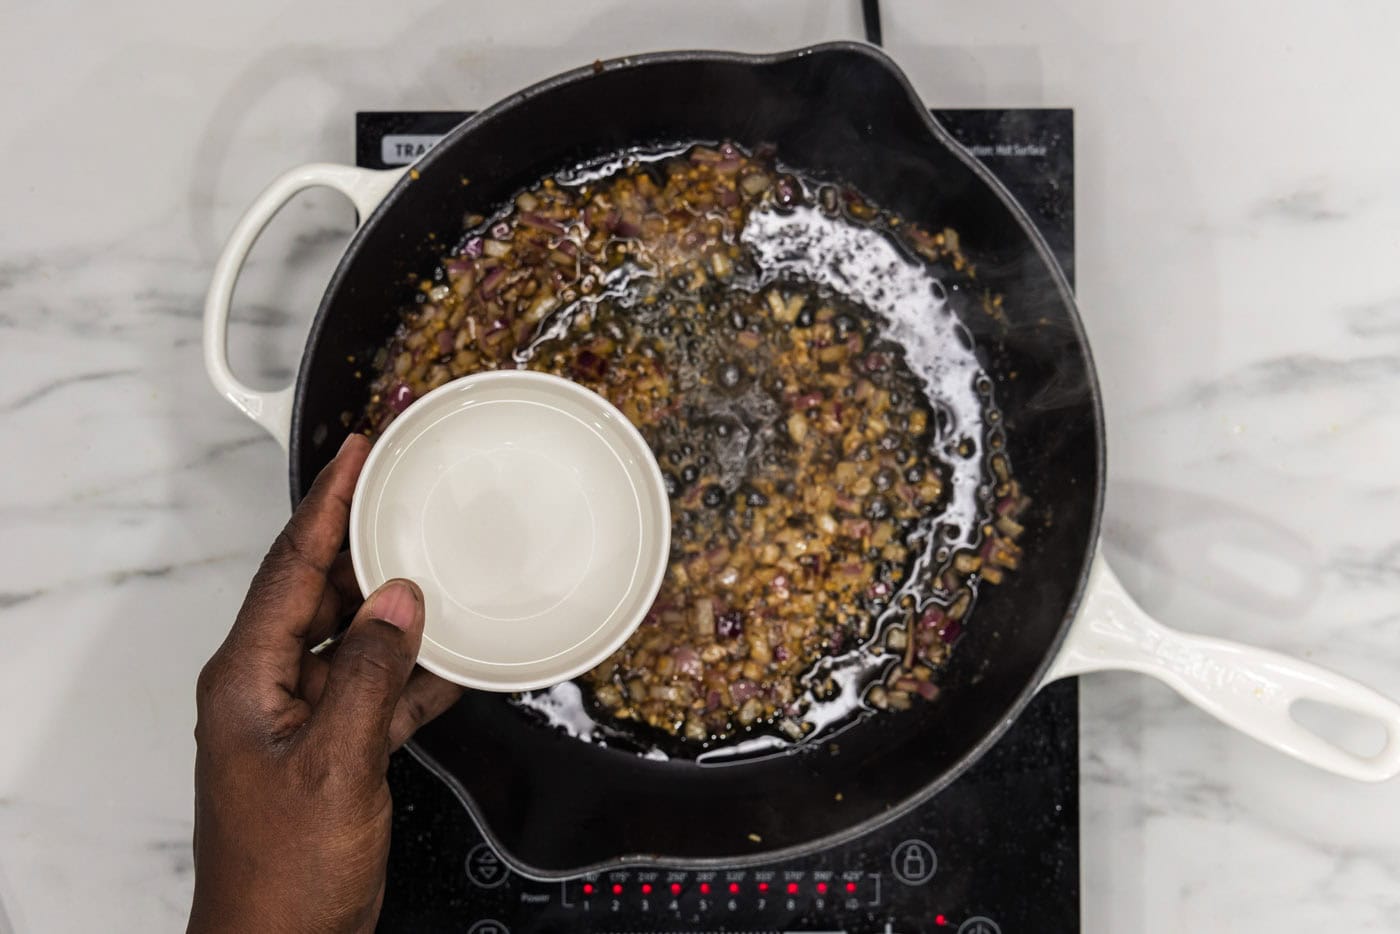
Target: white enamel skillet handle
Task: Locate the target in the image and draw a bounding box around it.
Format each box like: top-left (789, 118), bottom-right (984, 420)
top-left (203, 163), bottom-right (406, 450)
top-left (1045, 551), bottom-right (1400, 781)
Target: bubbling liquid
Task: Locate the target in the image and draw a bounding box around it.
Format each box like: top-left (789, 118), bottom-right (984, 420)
top-left (516, 203), bottom-right (999, 760)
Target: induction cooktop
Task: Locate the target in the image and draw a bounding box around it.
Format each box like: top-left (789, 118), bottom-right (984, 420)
top-left (355, 107), bottom-right (1079, 934)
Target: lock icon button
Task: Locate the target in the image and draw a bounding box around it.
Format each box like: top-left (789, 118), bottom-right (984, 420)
top-left (890, 839), bottom-right (938, 885)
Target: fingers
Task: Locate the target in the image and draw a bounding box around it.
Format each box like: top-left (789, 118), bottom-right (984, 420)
top-left (305, 552), bottom-right (364, 649)
top-left (298, 644), bottom-right (459, 751)
top-left (389, 669), bottom-right (466, 751)
top-left (225, 435), bottom-right (370, 699)
top-left (307, 579), bottom-right (424, 767)
top-left (297, 650), bottom-right (331, 704)
top-left (299, 651), bottom-right (462, 751)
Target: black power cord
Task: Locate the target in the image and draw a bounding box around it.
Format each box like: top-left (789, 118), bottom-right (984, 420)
top-left (861, 0), bottom-right (883, 46)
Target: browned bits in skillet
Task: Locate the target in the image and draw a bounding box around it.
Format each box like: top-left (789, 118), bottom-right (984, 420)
top-left (361, 143), bottom-right (1027, 745)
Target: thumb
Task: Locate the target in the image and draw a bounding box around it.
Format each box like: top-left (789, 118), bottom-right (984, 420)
top-left (310, 578), bottom-right (425, 765)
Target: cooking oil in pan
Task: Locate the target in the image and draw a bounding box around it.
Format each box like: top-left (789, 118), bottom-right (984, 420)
top-left (515, 196), bottom-right (1002, 760)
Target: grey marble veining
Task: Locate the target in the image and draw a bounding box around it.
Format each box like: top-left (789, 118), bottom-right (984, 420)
top-left (2, 1), bottom-right (1399, 931)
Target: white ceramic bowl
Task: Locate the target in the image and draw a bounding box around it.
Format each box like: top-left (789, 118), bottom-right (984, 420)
top-left (349, 370), bottom-right (670, 691)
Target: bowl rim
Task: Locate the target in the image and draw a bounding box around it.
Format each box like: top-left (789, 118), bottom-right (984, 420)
top-left (348, 369), bottom-right (672, 691)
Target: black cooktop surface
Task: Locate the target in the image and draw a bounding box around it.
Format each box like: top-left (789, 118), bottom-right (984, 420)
top-left (357, 108), bottom-right (1079, 934)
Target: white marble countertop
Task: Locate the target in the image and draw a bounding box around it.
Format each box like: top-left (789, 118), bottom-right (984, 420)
top-left (3, 1), bottom-right (1399, 930)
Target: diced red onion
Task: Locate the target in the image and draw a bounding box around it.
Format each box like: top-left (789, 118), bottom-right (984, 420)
top-left (520, 212), bottom-right (566, 236)
top-left (774, 174), bottom-right (801, 207)
top-left (673, 647), bottom-right (703, 679)
top-left (729, 680), bottom-right (761, 703)
top-left (436, 329), bottom-right (456, 354)
top-left (715, 610), bottom-right (743, 640)
top-left (980, 536), bottom-right (1004, 565)
top-left (918, 606), bottom-right (946, 630)
top-left (479, 267), bottom-right (506, 297)
top-left (461, 237), bottom-right (484, 259)
top-left (388, 382), bottom-right (415, 413)
top-left (694, 597), bottom-right (716, 639)
top-left (841, 518), bottom-right (871, 539)
top-left (938, 618), bottom-right (963, 644)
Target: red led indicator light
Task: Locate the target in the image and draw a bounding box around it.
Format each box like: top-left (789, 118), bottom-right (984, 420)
top-left (786, 882), bottom-right (800, 895)
top-left (699, 882), bottom-right (711, 895)
top-left (758, 882), bottom-right (769, 893)
top-left (846, 881), bottom-right (858, 893)
top-left (728, 882), bottom-right (740, 895)
top-left (935, 914), bottom-right (949, 926)
top-left (816, 881), bottom-right (828, 894)
top-left (670, 883), bottom-right (682, 896)
top-left (641, 883), bottom-right (652, 894)
top-left (611, 883), bottom-right (623, 895)
top-left (582, 883), bottom-right (595, 895)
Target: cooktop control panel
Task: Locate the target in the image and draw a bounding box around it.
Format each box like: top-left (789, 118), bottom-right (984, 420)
top-left (380, 680), bottom-right (1076, 933)
top-left (440, 834), bottom-right (1006, 934)
top-left (362, 107), bottom-right (1079, 934)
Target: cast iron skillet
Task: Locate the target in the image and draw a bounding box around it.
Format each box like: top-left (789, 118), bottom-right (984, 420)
top-left (204, 42), bottom-right (1400, 878)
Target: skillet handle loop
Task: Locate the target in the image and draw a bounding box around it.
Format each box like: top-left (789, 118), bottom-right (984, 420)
top-left (202, 163), bottom-right (405, 450)
top-left (1046, 552), bottom-right (1400, 782)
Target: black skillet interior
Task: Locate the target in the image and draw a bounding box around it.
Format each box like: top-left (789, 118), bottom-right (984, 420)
top-left (288, 43), bottom-right (1103, 876)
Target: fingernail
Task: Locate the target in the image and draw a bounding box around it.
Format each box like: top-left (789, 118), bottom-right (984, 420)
top-left (338, 432), bottom-right (362, 456)
top-left (369, 580), bottom-right (420, 632)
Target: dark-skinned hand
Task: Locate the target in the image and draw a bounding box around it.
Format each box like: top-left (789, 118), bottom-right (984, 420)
top-left (188, 434), bottom-right (463, 933)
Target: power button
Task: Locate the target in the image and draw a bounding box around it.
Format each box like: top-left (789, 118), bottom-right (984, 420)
top-left (466, 921), bottom-right (510, 934)
top-left (890, 839), bottom-right (937, 885)
top-left (957, 917), bottom-right (1000, 934)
